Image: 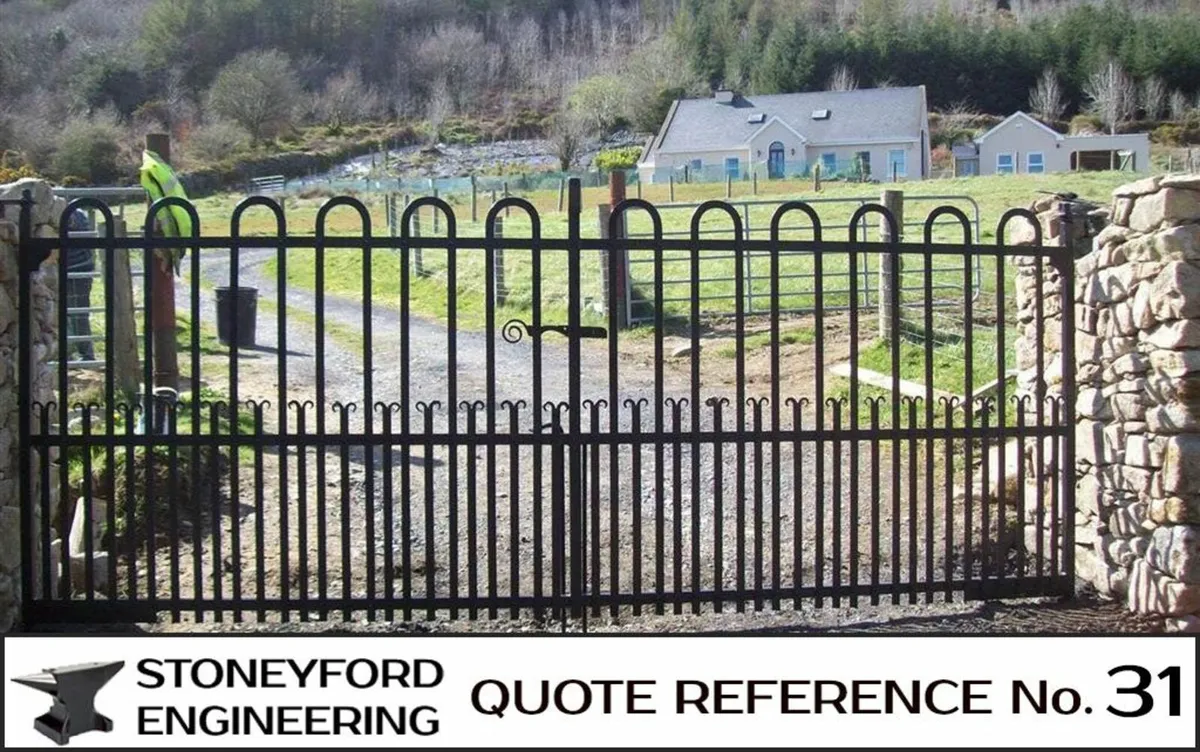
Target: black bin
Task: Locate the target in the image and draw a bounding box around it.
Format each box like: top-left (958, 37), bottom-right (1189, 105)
top-left (214, 286), bottom-right (259, 347)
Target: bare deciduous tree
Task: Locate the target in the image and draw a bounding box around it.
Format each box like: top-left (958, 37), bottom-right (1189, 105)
top-left (206, 49), bottom-right (300, 143)
top-left (313, 69), bottom-right (383, 130)
top-left (826, 64), bottom-right (858, 91)
top-left (549, 109), bottom-right (588, 171)
top-left (1029, 67), bottom-right (1065, 123)
top-left (425, 76), bottom-right (453, 144)
top-left (1170, 89), bottom-right (1192, 121)
top-left (1083, 59), bottom-right (1137, 135)
top-left (1140, 75), bottom-right (1167, 120)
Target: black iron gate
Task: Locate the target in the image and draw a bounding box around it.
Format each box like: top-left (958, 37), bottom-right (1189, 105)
top-left (12, 180), bottom-right (1075, 627)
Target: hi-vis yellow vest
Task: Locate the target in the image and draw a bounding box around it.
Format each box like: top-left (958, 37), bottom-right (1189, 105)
top-left (139, 149), bottom-right (192, 238)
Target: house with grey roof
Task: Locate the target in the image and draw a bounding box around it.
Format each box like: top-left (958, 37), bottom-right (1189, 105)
top-left (952, 111), bottom-right (1151, 177)
top-left (637, 86), bottom-right (932, 184)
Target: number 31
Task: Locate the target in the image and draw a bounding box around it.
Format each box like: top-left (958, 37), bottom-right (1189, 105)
top-left (1108, 666), bottom-right (1181, 718)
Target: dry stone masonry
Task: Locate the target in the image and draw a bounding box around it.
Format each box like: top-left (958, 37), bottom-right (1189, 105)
top-left (0, 178), bottom-right (62, 633)
top-left (1015, 175), bottom-right (1200, 633)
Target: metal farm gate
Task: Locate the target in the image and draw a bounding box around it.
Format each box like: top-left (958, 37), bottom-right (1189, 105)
top-left (11, 180), bottom-right (1076, 627)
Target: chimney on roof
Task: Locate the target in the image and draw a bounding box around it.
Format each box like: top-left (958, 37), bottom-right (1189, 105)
top-left (714, 89), bottom-right (736, 104)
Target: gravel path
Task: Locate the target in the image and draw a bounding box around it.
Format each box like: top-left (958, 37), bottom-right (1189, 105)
top-left (120, 247), bottom-right (1057, 628)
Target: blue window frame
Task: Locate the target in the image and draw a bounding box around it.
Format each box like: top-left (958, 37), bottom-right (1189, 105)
top-left (690, 159), bottom-right (703, 172)
top-left (725, 157), bottom-right (740, 179)
top-left (1027, 152), bottom-right (1045, 174)
top-left (997, 153), bottom-right (1015, 174)
top-left (821, 153), bottom-right (837, 175)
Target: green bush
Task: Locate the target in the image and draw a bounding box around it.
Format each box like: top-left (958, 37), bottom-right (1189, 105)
top-left (594, 146), bottom-right (643, 171)
top-left (1069, 114), bottom-right (1104, 134)
top-left (185, 120), bottom-right (251, 164)
top-left (52, 117), bottom-right (123, 185)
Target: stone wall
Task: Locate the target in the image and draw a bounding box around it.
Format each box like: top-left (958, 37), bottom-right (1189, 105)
top-left (0, 178), bottom-right (63, 632)
top-left (1015, 175), bottom-right (1200, 632)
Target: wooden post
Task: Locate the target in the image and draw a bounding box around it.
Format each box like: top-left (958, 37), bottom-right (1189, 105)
top-left (493, 214), bottom-right (506, 307)
top-left (503, 181), bottom-right (510, 217)
top-left (558, 179), bottom-right (566, 213)
top-left (669, 175), bottom-right (675, 202)
top-left (726, 173), bottom-right (732, 199)
top-left (752, 172), bottom-right (758, 196)
top-left (470, 175), bottom-right (478, 224)
top-left (411, 208), bottom-right (426, 278)
top-left (814, 164), bottom-right (822, 192)
top-left (605, 171), bottom-right (629, 329)
top-left (878, 189), bottom-right (904, 342)
top-left (636, 179), bottom-right (642, 200)
top-left (432, 186), bottom-right (440, 234)
top-left (107, 217), bottom-right (139, 399)
top-left (491, 188), bottom-right (497, 208)
top-left (144, 132), bottom-right (178, 392)
top-left (683, 164), bottom-right (690, 184)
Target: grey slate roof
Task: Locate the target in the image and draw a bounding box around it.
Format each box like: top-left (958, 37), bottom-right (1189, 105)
top-left (651, 86), bottom-right (926, 154)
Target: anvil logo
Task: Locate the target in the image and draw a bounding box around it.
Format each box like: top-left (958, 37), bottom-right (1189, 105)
top-left (11, 660), bottom-right (125, 745)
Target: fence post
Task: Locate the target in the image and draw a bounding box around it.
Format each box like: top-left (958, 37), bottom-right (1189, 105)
top-left (432, 185), bottom-right (440, 234)
top-left (878, 189), bottom-right (904, 342)
top-left (726, 173), bottom-right (732, 199)
top-left (108, 217), bottom-right (140, 399)
top-left (503, 181), bottom-right (510, 217)
top-left (814, 164), bottom-right (822, 192)
top-left (601, 172), bottom-right (629, 329)
top-left (493, 214), bottom-right (506, 307)
top-left (669, 175), bottom-right (675, 202)
top-left (411, 207), bottom-right (426, 278)
top-left (684, 164), bottom-right (690, 184)
top-left (752, 172), bottom-right (758, 196)
top-left (558, 179), bottom-right (566, 212)
top-left (144, 132), bottom-right (178, 392)
top-left (470, 175), bottom-right (478, 224)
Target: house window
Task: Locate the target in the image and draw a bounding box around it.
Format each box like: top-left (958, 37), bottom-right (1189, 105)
top-left (690, 159), bottom-right (702, 172)
top-left (725, 157), bottom-right (740, 179)
top-left (821, 153), bottom-right (837, 176)
top-left (1027, 152), bottom-right (1044, 174)
top-left (887, 149), bottom-right (906, 178)
top-left (997, 153), bottom-right (1015, 174)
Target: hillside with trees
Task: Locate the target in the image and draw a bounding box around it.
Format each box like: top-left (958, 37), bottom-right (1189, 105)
top-left (3, 0), bottom-right (1200, 185)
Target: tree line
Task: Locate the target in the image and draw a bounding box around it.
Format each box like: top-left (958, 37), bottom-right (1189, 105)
top-left (3, 0), bottom-right (1200, 185)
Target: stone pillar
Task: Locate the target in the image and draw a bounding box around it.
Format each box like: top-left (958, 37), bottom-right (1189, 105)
top-left (1014, 175), bottom-right (1200, 632)
top-left (0, 178), bottom-right (64, 632)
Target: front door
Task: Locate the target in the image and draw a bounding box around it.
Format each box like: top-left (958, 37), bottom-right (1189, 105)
top-left (768, 142), bottom-right (786, 179)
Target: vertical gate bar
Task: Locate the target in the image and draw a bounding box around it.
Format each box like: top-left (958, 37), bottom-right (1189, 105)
top-left (791, 400), bottom-right (803, 610)
top-left (315, 229), bottom-right (328, 619)
top-left (735, 230), bottom-right (750, 613)
top-left (296, 407), bottom-right (309, 621)
top-left (607, 210), bottom-right (622, 620)
top-left (467, 405), bottom-right (479, 619)
top-left (754, 401), bottom-right (770, 610)
top-left (103, 232), bottom-right (117, 603)
top-left (829, 402), bottom-right (841, 606)
top-left (980, 402), bottom-right (992, 584)
top-left (551, 409), bottom-right (565, 625)
top-left (1059, 241), bottom-right (1077, 594)
top-left (17, 193), bottom-right (34, 613)
top-left (923, 231), bottom-right (936, 604)
top-left (907, 398), bottom-right (918, 604)
top-left (208, 406), bottom-right (220, 622)
top-left (57, 213), bottom-right (71, 602)
top-left (449, 231), bottom-right (462, 623)
top-left (382, 408), bottom-right (396, 621)
top-left (888, 241), bottom-right (900, 607)
top-left (531, 228), bottom-right (545, 623)
top-left (944, 404), bottom-right (955, 602)
top-left (814, 238), bottom-right (826, 611)
top-left (81, 408), bottom-right (95, 600)
top-left (275, 216), bottom-right (289, 623)
top-left (846, 218), bottom-right (863, 612)
top-left (652, 235), bottom-right (665, 619)
top-left (125, 407), bottom-right (137, 603)
top-left (423, 407), bottom-right (437, 620)
top-left (363, 213), bottom-right (376, 624)
top-left (568, 179), bottom-right (584, 621)
top-left (689, 224), bottom-right (702, 616)
top-left (590, 409), bottom-right (601, 617)
top-left (870, 399), bottom-right (881, 605)
top-left (400, 231), bottom-right (413, 622)
top-left (631, 402), bottom-right (644, 614)
top-left (1016, 402), bottom-right (1027, 584)
top-left (963, 234), bottom-right (976, 597)
top-left (995, 250), bottom-right (1008, 593)
top-left (168, 405), bottom-right (180, 621)
top-left (229, 220), bottom-right (242, 623)
top-left (508, 403), bottom-right (521, 620)
top-left (711, 400), bottom-right (725, 612)
top-left (849, 393), bottom-right (859, 609)
top-left (341, 406), bottom-right (353, 621)
top-left (254, 404), bottom-right (266, 621)
top-left (769, 220), bottom-right (783, 612)
top-left (1051, 399), bottom-right (1061, 583)
top-left (189, 238), bottom-right (201, 619)
top-left (38, 407), bottom-right (51, 603)
top-left (672, 402), bottom-right (683, 615)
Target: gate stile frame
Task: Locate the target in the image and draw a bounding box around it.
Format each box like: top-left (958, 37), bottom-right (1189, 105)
top-left (12, 179), bottom-right (1076, 628)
